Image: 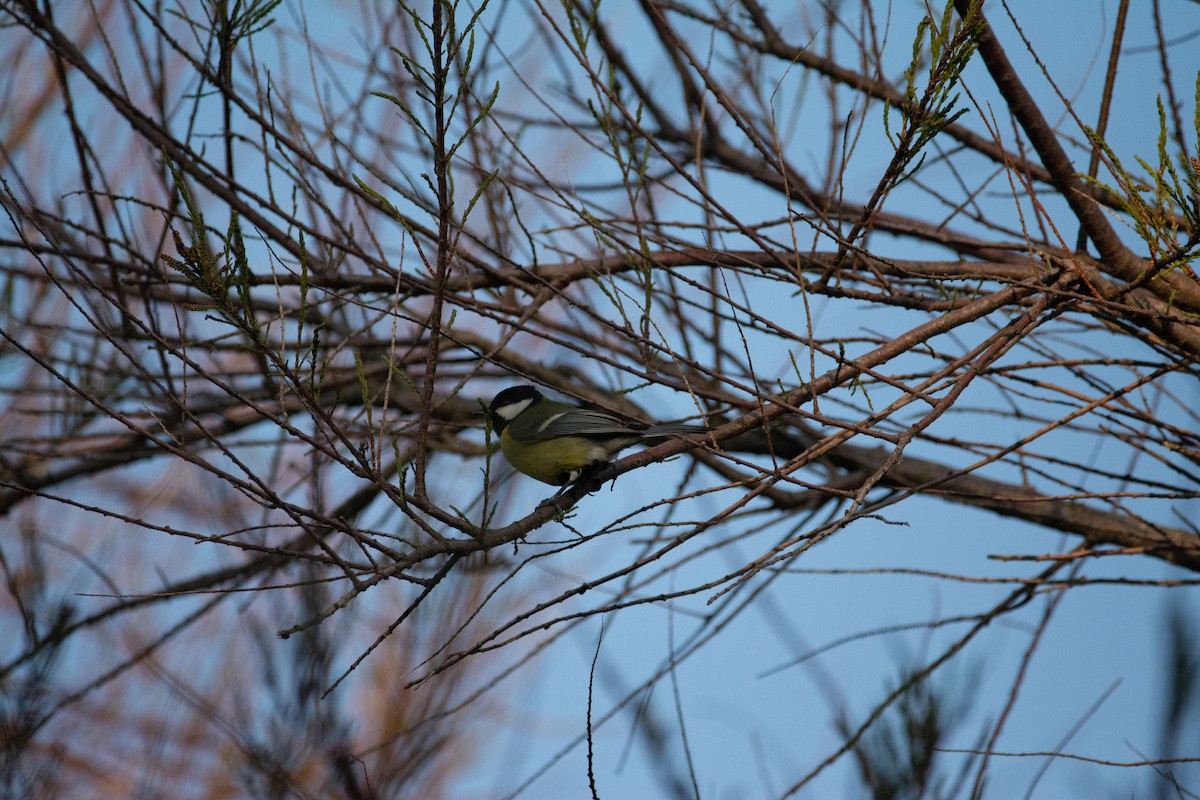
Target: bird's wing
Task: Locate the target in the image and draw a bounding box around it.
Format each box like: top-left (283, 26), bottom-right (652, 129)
top-left (515, 409), bottom-right (643, 441)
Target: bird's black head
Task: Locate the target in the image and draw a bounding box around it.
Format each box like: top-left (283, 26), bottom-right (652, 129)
top-left (487, 385), bottom-right (543, 433)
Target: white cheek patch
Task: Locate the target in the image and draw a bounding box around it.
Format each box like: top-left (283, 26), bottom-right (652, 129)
top-left (495, 398), bottom-right (533, 421)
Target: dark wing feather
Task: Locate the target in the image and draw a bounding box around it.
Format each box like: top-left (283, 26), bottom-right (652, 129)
top-left (507, 407), bottom-right (706, 442)
top-left (536, 409), bottom-right (645, 439)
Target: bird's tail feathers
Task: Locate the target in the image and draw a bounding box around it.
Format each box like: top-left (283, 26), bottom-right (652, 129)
top-left (643, 423), bottom-right (709, 437)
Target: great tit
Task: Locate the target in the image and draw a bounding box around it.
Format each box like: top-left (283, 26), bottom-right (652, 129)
top-left (487, 385), bottom-right (708, 488)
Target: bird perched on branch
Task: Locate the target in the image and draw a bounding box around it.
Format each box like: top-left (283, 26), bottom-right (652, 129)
top-left (487, 385), bottom-right (709, 490)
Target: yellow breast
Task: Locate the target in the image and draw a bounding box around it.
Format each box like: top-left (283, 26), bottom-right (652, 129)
top-left (499, 430), bottom-right (612, 485)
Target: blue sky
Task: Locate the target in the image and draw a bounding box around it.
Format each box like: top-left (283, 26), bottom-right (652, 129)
top-left (3, 0), bottom-right (1198, 797)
